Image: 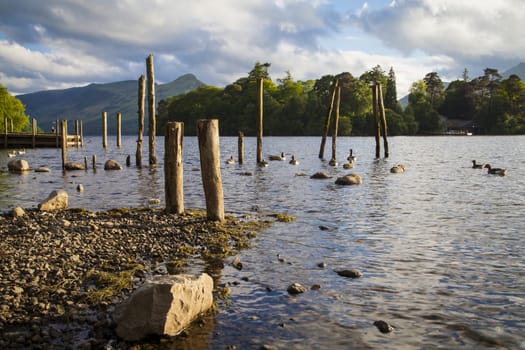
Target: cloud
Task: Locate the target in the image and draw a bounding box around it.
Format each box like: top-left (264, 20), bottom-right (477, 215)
top-left (0, 0), bottom-right (523, 96)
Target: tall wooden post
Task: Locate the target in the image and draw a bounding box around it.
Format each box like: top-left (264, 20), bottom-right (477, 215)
top-left (197, 119), bottom-right (224, 222)
top-left (116, 112), bottom-right (122, 147)
top-left (102, 111), bottom-right (108, 149)
top-left (146, 54), bottom-right (157, 166)
top-left (61, 120), bottom-right (67, 170)
top-left (74, 120), bottom-right (79, 148)
top-left (319, 79), bottom-right (339, 159)
top-left (92, 155), bottom-right (97, 171)
top-left (79, 120), bottom-right (83, 147)
top-left (31, 118), bottom-right (37, 148)
top-left (55, 119), bottom-right (59, 148)
top-left (256, 77), bottom-right (263, 164)
top-left (136, 75), bottom-right (145, 167)
top-left (164, 122), bottom-right (185, 214)
top-left (377, 83), bottom-right (389, 158)
top-left (3, 117), bottom-right (7, 147)
top-left (238, 130), bottom-right (244, 164)
top-left (330, 86), bottom-right (341, 165)
top-left (372, 83), bottom-right (380, 159)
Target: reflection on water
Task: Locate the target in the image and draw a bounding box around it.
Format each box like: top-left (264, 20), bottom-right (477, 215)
top-left (1, 136), bottom-right (525, 349)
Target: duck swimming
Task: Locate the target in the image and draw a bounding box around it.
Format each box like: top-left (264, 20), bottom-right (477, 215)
top-left (225, 156), bottom-right (235, 164)
top-left (347, 149), bottom-right (357, 162)
top-left (390, 164), bottom-right (405, 173)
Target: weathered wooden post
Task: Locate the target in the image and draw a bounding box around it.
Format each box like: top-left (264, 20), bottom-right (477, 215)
top-left (31, 118), bottom-right (37, 148)
top-left (197, 119), bottom-right (224, 222)
top-left (3, 117), bottom-right (7, 147)
top-left (319, 79), bottom-right (339, 159)
top-left (55, 119), bottom-right (59, 148)
top-left (329, 86), bottom-right (341, 165)
top-left (377, 83), bottom-right (389, 158)
top-left (238, 130), bottom-right (244, 164)
top-left (164, 122), bottom-right (185, 214)
top-left (74, 120), bottom-right (80, 148)
top-left (371, 83), bottom-right (381, 159)
top-left (84, 156), bottom-right (88, 170)
top-left (102, 111), bottom-right (108, 149)
top-left (146, 54), bottom-right (157, 166)
top-left (136, 75), bottom-right (145, 167)
top-left (256, 77), bottom-right (264, 165)
top-left (61, 120), bottom-right (67, 170)
top-left (92, 155), bottom-right (97, 171)
top-left (116, 112), bottom-right (122, 147)
top-left (79, 120), bottom-right (83, 147)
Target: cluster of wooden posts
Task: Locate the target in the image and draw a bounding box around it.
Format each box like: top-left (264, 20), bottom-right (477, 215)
top-left (318, 79), bottom-right (389, 161)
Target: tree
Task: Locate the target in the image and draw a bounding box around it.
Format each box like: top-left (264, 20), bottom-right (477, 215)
top-left (423, 72), bottom-right (445, 109)
top-left (385, 67), bottom-right (402, 113)
top-left (0, 84), bottom-right (30, 132)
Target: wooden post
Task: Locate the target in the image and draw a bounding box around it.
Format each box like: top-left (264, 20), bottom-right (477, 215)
top-left (31, 118), bottom-right (37, 148)
top-left (74, 120), bottom-right (79, 148)
top-left (92, 155), bottom-right (97, 171)
top-left (164, 122), bottom-right (185, 214)
top-left (116, 112), bottom-right (122, 147)
top-left (3, 117), bottom-right (7, 147)
top-left (197, 119), bottom-right (224, 222)
top-left (79, 120), bottom-right (83, 147)
top-left (102, 111), bottom-right (107, 148)
top-left (330, 86), bottom-right (341, 165)
top-left (84, 156), bottom-right (88, 170)
top-left (372, 83), bottom-right (381, 159)
top-left (146, 54), bottom-right (157, 166)
top-left (256, 77), bottom-right (263, 164)
top-left (10, 119), bottom-right (13, 132)
top-left (377, 83), bottom-right (389, 158)
top-left (136, 75), bottom-right (145, 167)
top-left (238, 130), bottom-right (244, 164)
top-left (319, 79), bottom-right (339, 159)
top-left (55, 119), bottom-right (59, 148)
top-left (61, 120), bottom-right (67, 170)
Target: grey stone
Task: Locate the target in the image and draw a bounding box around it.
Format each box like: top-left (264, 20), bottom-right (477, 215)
top-left (38, 190), bottom-right (69, 211)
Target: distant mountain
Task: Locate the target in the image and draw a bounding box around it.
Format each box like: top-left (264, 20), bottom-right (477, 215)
top-left (18, 74), bottom-right (205, 135)
top-left (502, 62), bottom-right (525, 79)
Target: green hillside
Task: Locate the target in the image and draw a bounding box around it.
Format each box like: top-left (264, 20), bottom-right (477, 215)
top-left (18, 74), bottom-right (204, 135)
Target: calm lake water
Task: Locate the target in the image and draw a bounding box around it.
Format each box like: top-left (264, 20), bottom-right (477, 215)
top-left (1, 135), bottom-right (524, 349)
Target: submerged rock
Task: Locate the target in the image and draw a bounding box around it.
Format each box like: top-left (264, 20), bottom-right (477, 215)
top-left (335, 174), bottom-right (362, 185)
top-left (104, 159), bottom-right (123, 170)
top-left (310, 172), bottom-right (332, 179)
top-left (287, 282), bottom-right (307, 295)
top-left (64, 162), bottom-right (85, 170)
top-left (8, 159), bottom-right (30, 173)
top-left (334, 269), bottom-right (362, 278)
top-left (374, 320), bottom-right (394, 333)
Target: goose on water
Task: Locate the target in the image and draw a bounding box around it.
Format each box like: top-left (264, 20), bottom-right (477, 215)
top-left (485, 164), bottom-right (507, 176)
top-left (289, 155), bottom-right (299, 165)
top-left (390, 164), bottom-right (405, 173)
top-left (225, 155), bottom-right (235, 164)
top-left (347, 149), bottom-right (357, 162)
top-left (472, 160), bottom-right (485, 169)
top-left (269, 152), bottom-right (286, 161)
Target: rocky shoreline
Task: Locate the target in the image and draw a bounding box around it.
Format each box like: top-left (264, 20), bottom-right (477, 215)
top-left (0, 207), bottom-right (266, 349)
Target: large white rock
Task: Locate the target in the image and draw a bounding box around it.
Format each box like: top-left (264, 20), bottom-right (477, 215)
top-left (7, 159), bottom-right (30, 173)
top-left (113, 273), bottom-right (214, 341)
top-left (38, 190), bottom-right (69, 211)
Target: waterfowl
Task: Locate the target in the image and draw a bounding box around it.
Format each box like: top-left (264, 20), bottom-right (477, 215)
top-left (225, 155), bottom-right (235, 164)
top-left (269, 152), bottom-right (286, 161)
top-left (390, 164), bottom-right (405, 173)
top-left (347, 149), bottom-right (357, 162)
top-left (258, 159), bottom-right (268, 167)
top-left (289, 155), bottom-right (299, 165)
top-left (328, 158), bottom-right (338, 166)
top-left (7, 150), bottom-right (17, 158)
top-left (17, 148), bottom-right (26, 155)
top-left (342, 159), bottom-right (355, 169)
top-left (485, 164), bottom-right (507, 176)
top-left (472, 160), bottom-right (485, 169)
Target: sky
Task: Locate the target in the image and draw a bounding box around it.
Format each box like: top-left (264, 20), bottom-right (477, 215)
top-left (0, 0), bottom-right (523, 97)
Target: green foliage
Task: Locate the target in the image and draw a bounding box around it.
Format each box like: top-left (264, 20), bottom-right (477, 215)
top-left (0, 84), bottom-right (30, 132)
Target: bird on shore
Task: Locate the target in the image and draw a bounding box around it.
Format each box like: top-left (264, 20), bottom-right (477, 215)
top-left (472, 160), bottom-right (485, 169)
top-left (485, 164), bottom-right (507, 176)
top-left (225, 155), bottom-right (235, 164)
top-left (269, 152), bottom-right (286, 161)
top-left (289, 155), bottom-right (299, 165)
top-left (390, 164), bottom-right (405, 173)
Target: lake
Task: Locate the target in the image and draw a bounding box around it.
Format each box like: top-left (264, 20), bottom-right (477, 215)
top-left (1, 135), bottom-right (524, 349)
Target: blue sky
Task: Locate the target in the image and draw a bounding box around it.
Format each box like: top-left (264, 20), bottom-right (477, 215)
top-left (0, 0), bottom-right (523, 96)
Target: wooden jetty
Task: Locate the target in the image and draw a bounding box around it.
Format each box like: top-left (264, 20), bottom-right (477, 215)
top-left (1, 132), bottom-right (81, 149)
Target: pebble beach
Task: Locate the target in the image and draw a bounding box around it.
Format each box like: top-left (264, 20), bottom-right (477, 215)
top-left (0, 207), bottom-right (265, 349)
